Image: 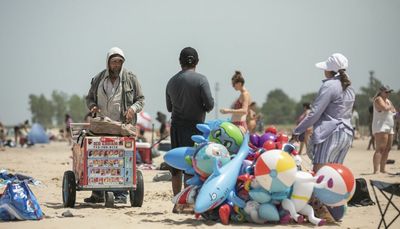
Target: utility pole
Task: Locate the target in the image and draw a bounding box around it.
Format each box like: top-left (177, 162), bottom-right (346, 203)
top-left (215, 82), bottom-right (219, 119)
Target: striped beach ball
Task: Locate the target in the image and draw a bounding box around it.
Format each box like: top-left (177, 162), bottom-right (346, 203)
top-left (254, 150), bottom-right (297, 192)
top-left (314, 164), bottom-right (355, 207)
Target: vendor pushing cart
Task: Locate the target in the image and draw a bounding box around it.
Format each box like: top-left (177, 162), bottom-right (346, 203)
top-left (63, 46), bottom-right (145, 207)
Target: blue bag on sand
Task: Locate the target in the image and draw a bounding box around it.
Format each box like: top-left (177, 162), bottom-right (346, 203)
top-left (0, 181), bottom-right (43, 221)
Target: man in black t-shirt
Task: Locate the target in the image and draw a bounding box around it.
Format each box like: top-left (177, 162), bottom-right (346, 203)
top-left (165, 47), bottom-right (214, 213)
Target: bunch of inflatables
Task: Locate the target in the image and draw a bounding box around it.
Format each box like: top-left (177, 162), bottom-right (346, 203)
top-left (164, 121), bottom-right (355, 226)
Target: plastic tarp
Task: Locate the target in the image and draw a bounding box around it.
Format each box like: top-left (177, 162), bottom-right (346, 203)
top-left (27, 123), bottom-right (49, 144)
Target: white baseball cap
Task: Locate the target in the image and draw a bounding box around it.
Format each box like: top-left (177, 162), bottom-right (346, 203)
top-left (315, 53), bottom-right (348, 72)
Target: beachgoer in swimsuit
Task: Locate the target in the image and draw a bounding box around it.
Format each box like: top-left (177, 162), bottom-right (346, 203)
top-left (372, 85), bottom-right (396, 174)
top-left (220, 70), bottom-right (252, 133)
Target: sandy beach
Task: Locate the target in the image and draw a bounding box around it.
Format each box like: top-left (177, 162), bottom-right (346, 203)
top-left (1, 138), bottom-right (399, 229)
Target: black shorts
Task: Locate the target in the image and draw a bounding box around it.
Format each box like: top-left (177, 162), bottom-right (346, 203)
top-left (167, 123), bottom-right (201, 176)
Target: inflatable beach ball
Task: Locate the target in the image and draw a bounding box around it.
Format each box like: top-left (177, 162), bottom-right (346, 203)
top-left (314, 164), bottom-right (355, 207)
top-left (254, 150), bottom-right (297, 192)
top-left (192, 142), bottom-right (231, 178)
top-left (208, 122), bottom-right (243, 155)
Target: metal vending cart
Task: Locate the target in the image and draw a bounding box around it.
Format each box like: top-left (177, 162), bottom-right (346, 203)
top-left (62, 123), bottom-right (144, 208)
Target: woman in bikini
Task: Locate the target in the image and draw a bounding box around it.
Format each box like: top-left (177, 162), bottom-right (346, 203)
top-left (220, 70), bottom-right (251, 133)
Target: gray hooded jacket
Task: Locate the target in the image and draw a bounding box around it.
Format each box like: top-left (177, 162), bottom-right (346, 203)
top-left (86, 47), bottom-right (145, 124)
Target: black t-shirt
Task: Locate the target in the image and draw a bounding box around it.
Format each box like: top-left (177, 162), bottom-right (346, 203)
top-left (166, 70), bottom-right (214, 125)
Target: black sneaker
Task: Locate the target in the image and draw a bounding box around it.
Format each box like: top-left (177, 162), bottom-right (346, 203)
top-left (114, 196), bottom-right (127, 204)
top-left (84, 195), bottom-right (105, 203)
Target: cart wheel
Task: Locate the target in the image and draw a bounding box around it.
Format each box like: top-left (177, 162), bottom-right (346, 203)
top-left (105, 192), bottom-right (115, 208)
top-left (62, 170), bottom-right (76, 208)
top-left (130, 170), bottom-right (144, 207)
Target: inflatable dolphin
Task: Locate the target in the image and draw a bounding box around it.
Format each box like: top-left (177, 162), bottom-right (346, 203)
top-left (194, 134), bottom-right (250, 213)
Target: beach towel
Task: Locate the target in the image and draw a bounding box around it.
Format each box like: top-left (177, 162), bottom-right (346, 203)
top-left (0, 181), bottom-right (43, 221)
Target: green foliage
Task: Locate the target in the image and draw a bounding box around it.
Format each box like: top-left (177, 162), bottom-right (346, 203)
top-left (51, 90), bottom-right (68, 126)
top-left (294, 92), bottom-right (317, 119)
top-left (68, 95), bottom-right (87, 122)
top-left (355, 71), bottom-right (382, 126)
top-left (354, 94), bottom-right (371, 125)
top-left (28, 91), bottom-right (88, 128)
top-left (29, 94), bottom-right (54, 127)
top-left (261, 89), bottom-right (296, 124)
top-left (359, 71), bottom-right (382, 99)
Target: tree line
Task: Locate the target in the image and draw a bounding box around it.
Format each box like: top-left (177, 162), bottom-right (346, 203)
top-left (260, 72), bottom-right (400, 126)
top-left (29, 91), bottom-right (87, 128)
top-left (29, 73), bottom-right (398, 128)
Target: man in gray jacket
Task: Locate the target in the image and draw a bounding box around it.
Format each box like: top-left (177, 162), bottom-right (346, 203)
top-left (85, 47), bottom-right (145, 203)
top-left (86, 47), bottom-right (145, 125)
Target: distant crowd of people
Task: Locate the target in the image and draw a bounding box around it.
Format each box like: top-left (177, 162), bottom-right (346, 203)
top-left (0, 120), bottom-right (33, 149)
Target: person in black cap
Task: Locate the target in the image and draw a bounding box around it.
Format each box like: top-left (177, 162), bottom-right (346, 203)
top-left (165, 47), bottom-right (214, 213)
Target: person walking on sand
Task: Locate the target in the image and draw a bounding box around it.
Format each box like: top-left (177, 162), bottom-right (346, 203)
top-left (0, 122), bottom-right (6, 151)
top-left (372, 85), bottom-right (396, 174)
top-left (166, 47), bottom-right (214, 213)
top-left (85, 46), bottom-right (145, 204)
top-left (296, 102), bottom-right (312, 155)
top-left (64, 114), bottom-right (73, 145)
top-left (351, 106), bottom-right (360, 139)
top-left (291, 53), bottom-right (355, 173)
top-left (367, 105), bottom-right (375, 150)
top-left (220, 71), bottom-right (252, 133)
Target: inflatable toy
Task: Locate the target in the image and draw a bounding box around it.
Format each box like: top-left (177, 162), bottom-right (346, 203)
top-left (281, 171), bottom-right (326, 226)
top-left (248, 188), bottom-right (271, 204)
top-left (254, 150), bottom-right (297, 192)
top-left (192, 142), bottom-right (231, 177)
top-left (262, 140), bottom-right (275, 151)
top-left (172, 185), bottom-right (199, 205)
top-left (276, 132), bottom-right (289, 143)
top-left (163, 147), bottom-right (195, 174)
top-left (265, 125), bottom-right (277, 134)
top-left (314, 164), bottom-right (355, 207)
top-left (208, 122), bottom-right (243, 155)
top-left (194, 134), bottom-right (250, 213)
top-left (244, 201), bottom-right (265, 224)
top-left (327, 205), bottom-right (347, 221)
top-left (259, 132), bottom-right (276, 146)
top-left (250, 134), bottom-right (260, 147)
top-left (258, 203), bottom-right (281, 222)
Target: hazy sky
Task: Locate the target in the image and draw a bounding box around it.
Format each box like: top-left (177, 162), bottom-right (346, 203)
top-left (1, 0), bottom-right (399, 125)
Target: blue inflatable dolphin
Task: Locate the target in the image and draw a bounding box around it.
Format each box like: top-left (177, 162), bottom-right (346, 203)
top-left (163, 146), bottom-right (196, 175)
top-left (194, 134), bottom-right (250, 213)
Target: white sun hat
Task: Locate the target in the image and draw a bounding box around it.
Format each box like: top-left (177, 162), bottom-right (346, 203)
top-left (315, 53), bottom-right (348, 72)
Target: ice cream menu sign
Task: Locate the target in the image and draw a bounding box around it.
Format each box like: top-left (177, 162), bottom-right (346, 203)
top-left (85, 137), bottom-right (134, 186)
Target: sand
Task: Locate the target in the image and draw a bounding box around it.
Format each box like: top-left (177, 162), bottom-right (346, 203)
top-left (1, 138), bottom-right (399, 229)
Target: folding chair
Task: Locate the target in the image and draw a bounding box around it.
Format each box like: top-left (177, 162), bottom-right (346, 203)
top-left (370, 180), bottom-right (400, 229)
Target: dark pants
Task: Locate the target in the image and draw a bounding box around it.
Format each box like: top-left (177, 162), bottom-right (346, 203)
top-left (92, 191), bottom-right (127, 199)
top-left (167, 122), bottom-right (201, 175)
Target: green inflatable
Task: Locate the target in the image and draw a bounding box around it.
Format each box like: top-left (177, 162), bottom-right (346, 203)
top-left (208, 122), bottom-right (244, 155)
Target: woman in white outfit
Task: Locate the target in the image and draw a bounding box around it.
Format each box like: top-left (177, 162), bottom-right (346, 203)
top-left (372, 85), bottom-right (397, 174)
